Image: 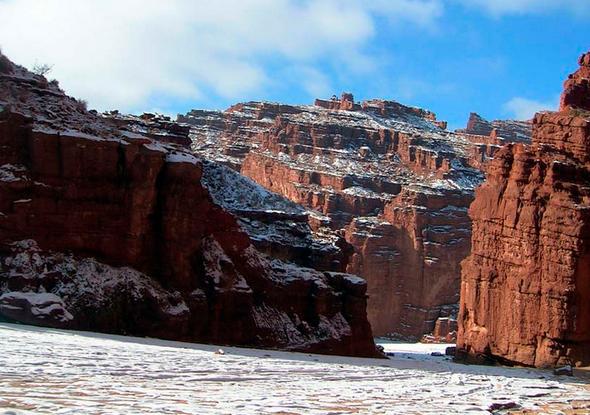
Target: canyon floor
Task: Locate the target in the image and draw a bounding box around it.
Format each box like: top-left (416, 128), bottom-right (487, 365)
top-left (0, 324), bottom-right (589, 414)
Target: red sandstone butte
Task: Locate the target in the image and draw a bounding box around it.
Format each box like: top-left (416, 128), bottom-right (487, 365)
top-left (458, 51), bottom-right (590, 367)
top-left (0, 53), bottom-right (379, 357)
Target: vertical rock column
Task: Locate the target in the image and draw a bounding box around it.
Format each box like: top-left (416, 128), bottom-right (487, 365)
top-left (458, 51), bottom-right (590, 367)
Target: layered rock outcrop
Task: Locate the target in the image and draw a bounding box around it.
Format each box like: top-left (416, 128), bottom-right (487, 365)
top-left (455, 113), bottom-right (532, 171)
top-left (107, 111), bottom-right (192, 148)
top-left (457, 112), bottom-right (532, 144)
top-left (0, 53), bottom-right (378, 357)
top-left (344, 187), bottom-right (470, 338)
top-left (458, 51), bottom-right (590, 367)
top-left (184, 94), bottom-right (483, 339)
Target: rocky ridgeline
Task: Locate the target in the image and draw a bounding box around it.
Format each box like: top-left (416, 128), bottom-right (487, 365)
top-left (177, 102), bottom-right (300, 171)
top-left (182, 93), bottom-right (500, 340)
top-left (455, 112), bottom-right (532, 170)
top-left (458, 51), bottom-right (590, 367)
top-left (106, 111), bottom-right (193, 148)
top-left (0, 53), bottom-right (379, 357)
top-left (457, 112), bottom-right (532, 143)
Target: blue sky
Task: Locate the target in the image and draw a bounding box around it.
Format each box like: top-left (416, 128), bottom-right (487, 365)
top-left (0, 0), bottom-right (588, 130)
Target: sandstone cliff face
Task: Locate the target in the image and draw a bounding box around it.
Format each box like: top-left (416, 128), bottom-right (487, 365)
top-left (0, 54), bottom-right (378, 357)
top-left (184, 94), bottom-right (483, 339)
top-left (561, 52), bottom-right (590, 111)
top-left (177, 105), bottom-right (352, 273)
top-left (344, 187), bottom-right (470, 337)
top-left (458, 52), bottom-right (590, 367)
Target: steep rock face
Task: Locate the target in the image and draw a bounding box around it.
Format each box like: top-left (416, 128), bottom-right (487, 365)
top-left (561, 52), bottom-right (590, 111)
top-left (458, 52), bottom-right (590, 367)
top-left (345, 188), bottom-right (471, 337)
top-left (381, 188), bottom-right (471, 338)
top-left (0, 54), bottom-right (378, 357)
top-left (184, 95), bottom-right (482, 339)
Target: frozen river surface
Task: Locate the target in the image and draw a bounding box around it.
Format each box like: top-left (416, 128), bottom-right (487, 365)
top-left (0, 323), bottom-right (589, 414)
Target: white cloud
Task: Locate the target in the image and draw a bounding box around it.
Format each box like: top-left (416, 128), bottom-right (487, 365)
top-left (0, 0), bottom-right (442, 112)
top-left (293, 66), bottom-right (334, 98)
top-left (457, 0), bottom-right (590, 16)
top-left (503, 96), bottom-right (557, 120)
top-left (394, 77), bottom-right (456, 101)
top-left (364, 0), bottom-right (443, 26)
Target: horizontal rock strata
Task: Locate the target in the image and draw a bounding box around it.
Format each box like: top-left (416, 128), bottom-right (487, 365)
top-left (183, 94), bottom-right (486, 339)
top-left (457, 51), bottom-right (590, 367)
top-left (0, 53), bottom-right (378, 357)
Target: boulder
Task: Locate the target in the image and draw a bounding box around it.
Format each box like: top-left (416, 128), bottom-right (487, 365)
top-left (0, 291), bottom-right (73, 328)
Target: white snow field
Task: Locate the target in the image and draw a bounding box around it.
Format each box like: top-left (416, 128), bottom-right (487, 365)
top-left (0, 323), bottom-right (589, 414)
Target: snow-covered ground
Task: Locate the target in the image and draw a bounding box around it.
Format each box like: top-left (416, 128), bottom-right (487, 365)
top-left (0, 323), bottom-right (588, 414)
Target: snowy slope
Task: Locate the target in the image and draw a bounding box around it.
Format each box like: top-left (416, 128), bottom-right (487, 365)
top-left (201, 161), bottom-right (348, 271)
top-left (202, 160), bottom-right (306, 214)
top-left (0, 323), bottom-right (589, 414)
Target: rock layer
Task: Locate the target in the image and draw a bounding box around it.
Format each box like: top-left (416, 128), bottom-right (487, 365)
top-left (0, 53), bottom-right (378, 357)
top-left (184, 95), bottom-right (483, 339)
top-left (458, 51), bottom-right (590, 367)
top-left (455, 113), bottom-right (533, 171)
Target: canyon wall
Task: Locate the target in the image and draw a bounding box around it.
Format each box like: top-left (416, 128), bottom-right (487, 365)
top-left (345, 188), bottom-right (471, 337)
top-left (458, 51), bottom-right (590, 367)
top-left (0, 53), bottom-right (378, 357)
top-left (184, 95), bottom-right (485, 339)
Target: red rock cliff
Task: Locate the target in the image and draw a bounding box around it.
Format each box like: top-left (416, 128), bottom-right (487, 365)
top-left (184, 96), bottom-right (482, 340)
top-left (458, 51), bottom-right (590, 367)
top-left (561, 52), bottom-right (590, 111)
top-left (0, 54), bottom-right (378, 357)
top-left (346, 188), bottom-right (471, 337)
